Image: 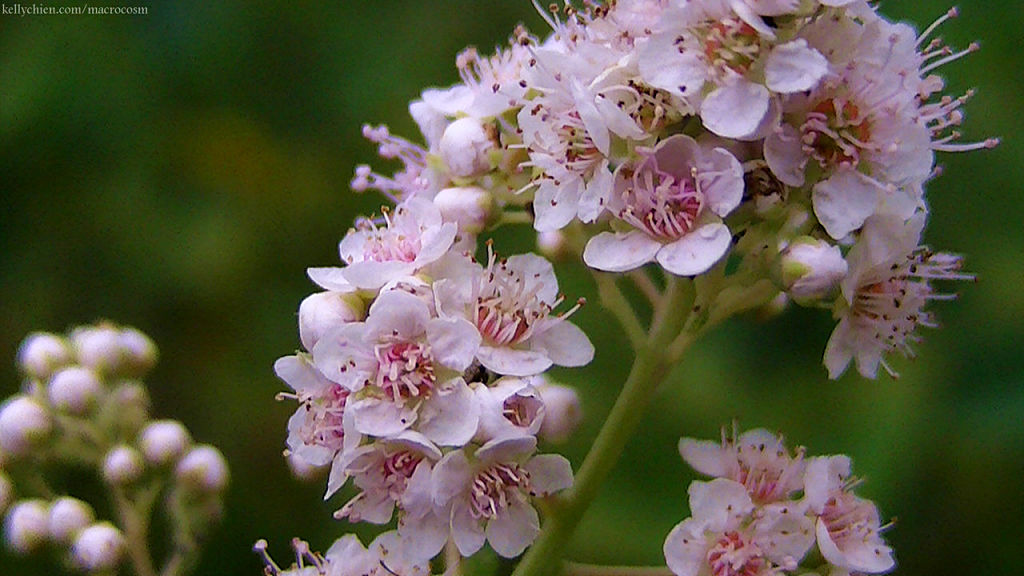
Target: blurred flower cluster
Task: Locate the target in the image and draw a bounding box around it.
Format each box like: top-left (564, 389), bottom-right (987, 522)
top-left (261, 0), bottom-right (993, 573)
top-left (1, 323), bottom-right (228, 575)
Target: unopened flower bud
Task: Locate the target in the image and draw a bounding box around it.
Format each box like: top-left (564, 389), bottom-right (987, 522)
top-left (4, 499), bottom-right (49, 554)
top-left (176, 445), bottom-right (229, 493)
top-left (47, 367), bottom-right (102, 415)
top-left (286, 452), bottom-right (322, 482)
top-left (0, 473), bottom-right (12, 515)
top-left (537, 381), bottom-right (582, 444)
top-left (102, 445), bottom-right (144, 485)
top-left (298, 292), bottom-right (365, 351)
top-left (537, 230), bottom-right (569, 260)
top-left (439, 117), bottom-right (494, 178)
top-left (780, 237), bottom-right (848, 303)
top-left (0, 396), bottom-right (52, 457)
top-left (139, 420), bottom-right (191, 467)
top-left (118, 327), bottom-right (158, 377)
top-left (47, 497), bottom-right (94, 544)
top-left (72, 522), bottom-right (125, 572)
top-left (105, 381), bottom-right (151, 437)
top-left (17, 332), bottom-right (71, 381)
top-left (434, 186), bottom-right (494, 235)
top-left (71, 325), bottom-right (124, 374)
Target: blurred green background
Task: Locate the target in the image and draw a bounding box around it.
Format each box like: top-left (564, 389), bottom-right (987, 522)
top-left (1, 1), bottom-right (1021, 575)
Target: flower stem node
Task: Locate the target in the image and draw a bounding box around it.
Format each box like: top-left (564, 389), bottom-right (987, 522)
top-left (3, 499), bottom-right (50, 554)
top-left (139, 420), bottom-right (192, 467)
top-left (0, 396), bottom-right (52, 457)
top-left (71, 522), bottom-right (125, 572)
top-left (175, 445), bottom-right (230, 493)
top-left (47, 496), bottom-right (95, 544)
top-left (47, 367), bottom-right (102, 416)
top-left (102, 445), bottom-right (144, 485)
top-left (17, 332), bottom-right (71, 381)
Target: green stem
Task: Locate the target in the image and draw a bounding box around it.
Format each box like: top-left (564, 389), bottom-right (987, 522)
top-left (112, 484), bottom-right (160, 576)
top-left (592, 271), bottom-right (646, 350)
top-left (512, 278), bottom-right (694, 576)
top-left (563, 563), bottom-right (674, 576)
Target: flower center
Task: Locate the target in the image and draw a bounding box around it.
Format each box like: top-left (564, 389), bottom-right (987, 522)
top-left (819, 492), bottom-right (879, 547)
top-left (470, 463), bottom-right (531, 520)
top-left (618, 165), bottom-right (702, 240)
top-left (700, 19), bottom-right (762, 76)
top-left (707, 531), bottom-right (766, 576)
top-left (734, 439), bottom-right (805, 503)
top-left (298, 385), bottom-right (349, 452)
top-left (503, 393), bottom-right (543, 429)
top-left (381, 450), bottom-right (425, 498)
top-left (474, 253), bottom-right (552, 346)
top-left (801, 99), bottom-right (872, 170)
top-left (373, 339), bottom-right (436, 400)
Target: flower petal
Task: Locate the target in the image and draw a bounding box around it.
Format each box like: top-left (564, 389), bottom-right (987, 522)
top-left (417, 379), bottom-right (480, 446)
top-left (813, 171), bottom-right (881, 240)
top-left (523, 454), bottom-right (573, 496)
top-left (486, 501), bottom-right (539, 558)
top-left (656, 223), bottom-right (732, 277)
top-left (765, 40), bottom-right (829, 93)
top-left (477, 345), bottom-right (553, 377)
top-left (583, 231), bottom-right (661, 273)
top-left (701, 80), bottom-right (770, 139)
top-left (531, 320), bottom-right (594, 368)
top-left (427, 317), bottom-right (481, 372)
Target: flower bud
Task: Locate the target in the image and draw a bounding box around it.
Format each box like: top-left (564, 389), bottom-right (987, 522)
top-left (47, 497), bottom-right (94, 544)
top-left (298, 292), bottom-right (365, 351)
top-left (118, 327), bottom-right (158, 377)
top-left (102, 445), bottom-right (144, 485)
top-left (0, 396), bottom-right (52, 457)
top-left (439, 117), bottom-right (494, 179)
top-left (537, 381), bottom-right (582, 444)
top-left (175, 445), bottom-right (229, 493)
top-left (286, 452), bottom-right (322, 482)
top-left (47, 367), bottom-right (102, 415)
top-left (139, 420), bottom-right (191, 467)
top-left (72, 522), bottom-right (125, 572)
top-left (0, 473), bottom-right (12, 515)
top-left (17, 332), bottom-right (71, 381)
top-left (434, 186), bottom-right (494, 236)
top-left (537, 230), bottom-right (569, 260)
top-left (780, 237), bottom-right (848, 303)
top-left (104, 381), bottom-right (151, 437)
top-left (4, 499), bottom-right (49, 554)
top-left (71, 325), bottom-right (124, 374)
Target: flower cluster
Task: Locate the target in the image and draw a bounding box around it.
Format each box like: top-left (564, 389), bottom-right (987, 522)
top-left (665, 427), bottom-right (895, 576)
top-left (1, 323), bottom-right (228, 574)
top-left (266, 0), bottom-right (993, 571)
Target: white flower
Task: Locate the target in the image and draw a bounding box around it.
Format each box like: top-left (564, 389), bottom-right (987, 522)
top-left (47, 366), bottom-right (102, 415)
top-left (439, 117), bottom-right (495, 179)
top-left (139, 420), bottom-right (192, 467)
top-left (312, 290), bottom-right (481, 445)
top-left (17, 332), bottom-right (71, 381)
top-left (583, 134), bottom-right (743, 276)
top-left (0, 396), bottom-right (52, 457)
top-left (298, 291), bottom-right (365, 351)
top-left (175, 445), bottom-right (230, 493)
top-left (664, 479), bottom-right (814, 576)
top-left (679, 427), bottom-right (805, 504)
top-left (535, 379), bottom-right (582, 444)
top-left (274, 354), bottom-right (358, 470)
top-left (432, 436), bottom-right (573, 558)
top-left (327, 531), bottom-right (433, 576)
top-left (433, 186), bottom-right (494, 236)
top-left (48, 497), bottom-right (94, 544)
top-left (803, 456), bottom-right (895, 574)
top-left (4, 499), bottom-right (50, 554)
top-left (434, 250), bottom-right (594, 377)
top-left (473, 377), bottom-right (546, 443)
top-left (72, 523), bottom-right (125, 572)
top-left (102, 445), bottom-right (144, 485)
top-left (823, 214), bottom-right (970, 379)
top-left (307, 198), bottom-right (457, 292)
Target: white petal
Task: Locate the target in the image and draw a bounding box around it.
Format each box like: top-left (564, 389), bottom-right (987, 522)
top-left (823, 318), bottom-right (855, 380)
top-left (699, 147), bottom-right (745, 217)
top-left (656, 224), bottom-right (732, 277)
top-left (477, 346), bottom-right (553, 377)
top-left (415, 221), bottom-right (459, 266)
top-left (700, 80), bottom-right (771, 139)
top-left (418, 379), bottom-right (480, 446)
top-left (765, 40), bottom-right (829, 93)
top-left (578, 163), bottom-right (613, 223)
top-left (688, 479), bottom-right (753, 531)
top-left (812, 171), bottom-right (881, 239)
top-left (639, 35), bottom-right (706, 99)
top-left (427, 317), bottom-right (481, 372)
top-left (678, 437), bottom-right (730, 478)
top-left (432, 450), bottom-right (471, 508)
top-left (531, 320), bottom-right (594, 368)
top-left (663, 519), bottom-right (708, 576)
top-left (397, 509), bottom-right (448, 561)
top-left (366, 291), bottom-right (431, 339)
top-left (534, 178), bottom-right (582, 232)
top-left (816, 517), bottom-right (895, 573)
top-left (476, 435), bottom-right (537, 464)
top-left (350, 396), bottom-right (417, 437)
top-left (572, 80), bottom-right (610, 157)
top-left (803, 455), bottom-right (851, 513)
top-left (486, 501), bottom-right (539, 558)
top-left (583, 231), bottom-right (661, 273)
top-left (342, 260), bottom-right (416, 291)
top-left (451, 500), bottom-right (486, 557)
top-left (306, 267), bottom-right (355, 292)
top-left (523, 454), bottom-right (573, 496)
top-left (755, 504), bottom-right (815, 565)
top-left (764, 124), bottom-right (807, 187)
